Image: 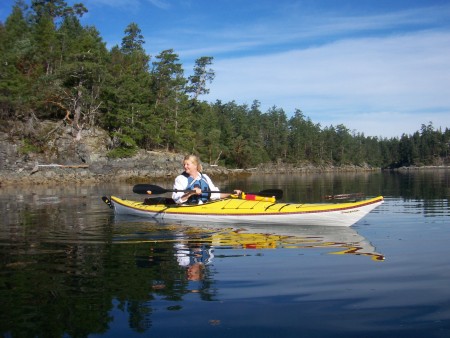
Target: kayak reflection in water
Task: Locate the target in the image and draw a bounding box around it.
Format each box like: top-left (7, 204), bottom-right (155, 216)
top-left (172, 154), bottom-right (241, 204)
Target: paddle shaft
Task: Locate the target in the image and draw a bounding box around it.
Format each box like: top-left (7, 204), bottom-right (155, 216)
top-left (133, 184), bottom-right (224, 195)
top-left (154, 188), bottom-right (223, 194)
top-left (132, 184), bottom-right (283, 199)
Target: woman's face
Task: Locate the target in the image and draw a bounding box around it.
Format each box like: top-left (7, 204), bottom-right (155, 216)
top-left (183, 159), bottom-right (198, 175)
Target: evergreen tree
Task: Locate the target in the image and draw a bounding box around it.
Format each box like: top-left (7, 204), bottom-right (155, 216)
top-left (333, 124), bottom-right (352, 165)
top-left (186, 56), bottom-right (215, 100)
top-left (263, 106), bottom-right (289, 162)
top-left (0, 1), bottom-right (32, 119)
top-left (288, 109), bottom-right (322, 164)
top-left (121, 22), bottom-right (145, 54)
top-left (245, 100), bottom-right (270, 165)
top-left (150, 49), bottom-right (188, 151)
top-left (101, 23), bottom-right (153, 156)
top-left (190, 100), bottom-right (220, 163)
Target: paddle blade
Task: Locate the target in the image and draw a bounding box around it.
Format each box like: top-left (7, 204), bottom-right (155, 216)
top-left (133, 184), bottom-right (168, 195)
top-left (255, 189), bottom-right (283, 200)
top-left (102, 196), bottom-right (114, 209)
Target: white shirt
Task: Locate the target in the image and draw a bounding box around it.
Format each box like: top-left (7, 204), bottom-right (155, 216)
top-left (172, 173), bottom-right (221, 203)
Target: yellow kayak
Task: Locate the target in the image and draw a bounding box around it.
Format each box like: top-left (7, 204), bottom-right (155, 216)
top-left (105, 195), bottom-right (384, 227)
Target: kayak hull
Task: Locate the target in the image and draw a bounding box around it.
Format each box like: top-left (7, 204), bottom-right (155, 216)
top-left (108, 195), bottom-right (384, 227)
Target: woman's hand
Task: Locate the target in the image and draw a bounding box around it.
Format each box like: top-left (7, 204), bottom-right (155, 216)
top-left (179, 187), bottom-right (202, 203)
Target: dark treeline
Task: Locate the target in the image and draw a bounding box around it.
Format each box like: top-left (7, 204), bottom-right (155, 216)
top-left (1, 0), bottom-right (449, 169)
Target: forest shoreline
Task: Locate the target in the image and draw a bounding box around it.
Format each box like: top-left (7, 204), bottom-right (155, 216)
top-left (2, 2), bottom-right (449, 182)
top-left (0, 120), bottom-right (381, 187)
top-left (1, 120), bottom-right (448, 188)
top-left (2, 163), bottom-right (449, 188)
top-left (0, 157), bottom-right (383, 187)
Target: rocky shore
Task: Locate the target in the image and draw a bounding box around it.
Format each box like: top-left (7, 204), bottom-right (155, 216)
top-left (0, 122), bottom-right (243, 187)
top-left (0, 121), bottom-right (380, 187)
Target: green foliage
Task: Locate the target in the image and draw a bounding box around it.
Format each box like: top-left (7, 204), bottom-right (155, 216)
top-left (1, 1), bottom-right (449, 169)
top-left (150, 49), bottom-right (189, 151)
top-left (121, 22), bottom-right (145, 54)
top-left (19, 138), bottom-right (42, 154)
top-left (186, 56), bottom-right (215, 100)
top-left (106, 146), bottom-right (138, 159)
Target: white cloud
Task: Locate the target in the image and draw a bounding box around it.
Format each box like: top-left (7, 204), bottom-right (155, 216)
top-left (161, 4), bottom-right (450, 59)
top-left (145, 0), bottom-right (171, 10)
top-left (205, 31), bottom-right (450, 138)
top-left (337, 111), bottom-right (448, 139)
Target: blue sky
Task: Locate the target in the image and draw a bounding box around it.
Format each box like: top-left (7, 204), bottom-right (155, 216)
top-left (1, 0), bottom-right (450, 138)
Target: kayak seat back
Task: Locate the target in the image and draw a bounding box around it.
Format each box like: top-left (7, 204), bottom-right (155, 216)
top-left (144, 197), bottom-right (176, 205)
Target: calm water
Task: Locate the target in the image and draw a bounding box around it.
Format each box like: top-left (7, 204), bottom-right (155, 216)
top-left (1, 170), bottom-right (450, 337)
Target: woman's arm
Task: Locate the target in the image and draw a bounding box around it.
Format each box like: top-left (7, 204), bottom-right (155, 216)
top-left (172, 175), bottom-right (189, 203)
top-left (204, 174), bottom-right (241, 200)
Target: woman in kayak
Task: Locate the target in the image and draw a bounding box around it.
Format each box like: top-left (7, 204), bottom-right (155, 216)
top-left (172, 154), bottom-right (241, 204)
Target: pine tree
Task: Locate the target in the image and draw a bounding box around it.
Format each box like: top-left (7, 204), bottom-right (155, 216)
top-left (186, 56), bottom-right (215, 100)
top-left (150, 49), bottom-right (188, 151)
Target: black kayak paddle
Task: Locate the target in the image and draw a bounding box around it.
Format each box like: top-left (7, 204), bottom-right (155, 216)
top-left (132, 184), bottom-right (283, 200)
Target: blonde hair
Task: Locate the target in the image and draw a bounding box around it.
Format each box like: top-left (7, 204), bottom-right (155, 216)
top-left (183, 154), bottom-right (203, 172)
